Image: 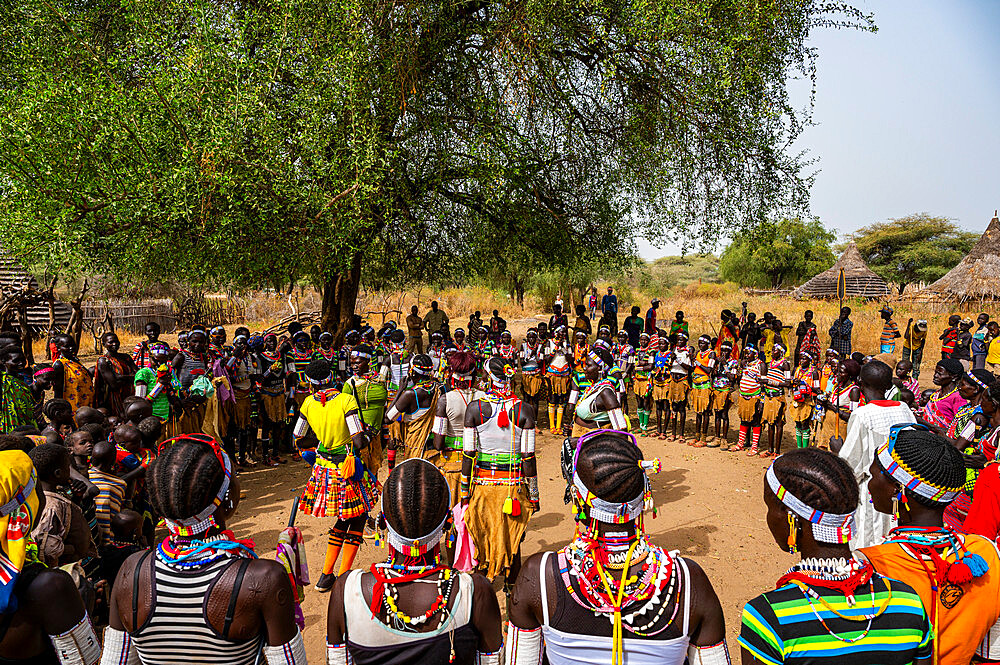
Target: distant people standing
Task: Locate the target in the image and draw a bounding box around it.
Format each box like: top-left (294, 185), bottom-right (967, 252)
top-left (878, 305), bottom-right (900, 354)
top-left (940, 314), bottom-right (960, 359)
top-left (405, 305), bottom-right (424, 354)
top-left (587, 287), bottom-right (598, 320)
top-left (972, 313), bottom-right (991, 370)
top-left (793, 310), bottom-right (816, 364)
top-left (902, 318), bottom-right (927, 379)
top-left (423, 300), bottom-right (449, 338)
top-left (644, 298), bottom-right (660, 334)
top-left (622, 306), bottom-right (644, 348)
top-left (548, 303), bottom-right (568, 332)
top-left (573, 304), bottom-right (592, 338)
top-left (600, 286), bottom-right (618, 334)
top-left (828, 306), bottom-right (853, 357)
top-left (669, 310), bottom-right (688, 340)
top-left (740, 312), bottom-right (761, 353)
top-left (988, 321), bottom-right (1000, 372)
top-left (953, 318), bottom-right (973, 371)
top-left (489, 309), bottom-right (506, 342)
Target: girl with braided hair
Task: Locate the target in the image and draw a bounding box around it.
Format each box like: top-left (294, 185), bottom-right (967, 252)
top-left (507, 431), bottom-right (729, 665)
top-left (327, 459), bottom-right (503, 665)
top-left (101, 434), bottom-right (303, 665)
top-left (294, 358), bottom-right (380, 593)
top-left (460, 356), bottom-right (538, 588)
top-left (740, 448), bottom-right (932, 664)
top-left (386, 354), bottom-right (442, 463)
top-left (863, 425), bottom-right (1000, 665)
top-left (431, 351), bottom-right (484, 507)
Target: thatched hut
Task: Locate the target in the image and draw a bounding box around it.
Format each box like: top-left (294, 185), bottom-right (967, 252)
top-left (915, 211), bottom-right (1000, 305)
top-left (792, 242), bottom-right (891, 300)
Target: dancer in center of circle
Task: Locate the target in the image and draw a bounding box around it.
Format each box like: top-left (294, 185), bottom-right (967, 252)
top-left (326, 459), bottom-right (503, 665)
top-left (460, 356), bottom-right (539, 590)
top-left (431, 351), bottom-right (483, 507)
top-left (386, 354), bottom-right (441, 465)
top-left (294, 359), bottom-right (380, 593)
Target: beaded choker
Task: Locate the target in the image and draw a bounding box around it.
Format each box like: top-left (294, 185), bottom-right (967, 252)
top-left (157, 532), bottom-right (257, 568)
top-left (766, 462), bottom-right (855, 544)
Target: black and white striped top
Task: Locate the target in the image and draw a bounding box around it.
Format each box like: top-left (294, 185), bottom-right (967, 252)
top-left (132, 556), bottom-right (263, 665)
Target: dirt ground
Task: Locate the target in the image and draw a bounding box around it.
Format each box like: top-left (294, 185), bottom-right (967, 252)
top-left (230, 420), bottom-right (786, 662)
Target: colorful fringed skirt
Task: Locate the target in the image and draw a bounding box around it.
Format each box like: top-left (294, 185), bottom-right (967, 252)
top-left (300, 454), bottom-right (380, 520)
top-left (668, 375), bottom-right (689, 404)
top-left (787, 396), bottom-right (813, 423)
top-left (547, 374), bottom-right (571, 396)
top-left (651, 377), bottom-right (670, 401)
top-left (633, 376), bottom-right (651, 397)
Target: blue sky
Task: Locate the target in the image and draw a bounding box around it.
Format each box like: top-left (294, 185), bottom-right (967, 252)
top-left (638, 0), bottom-right (1000, 259)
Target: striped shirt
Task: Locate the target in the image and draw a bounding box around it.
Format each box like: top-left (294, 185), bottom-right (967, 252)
top-left (88, 467), bottom-right (126, 540)
top-left (880, 320), bottom-right (899, 349)
top-left (133, 555), bottom-right (263, 665)
top-left (739, 574), bottom-right (931, 664)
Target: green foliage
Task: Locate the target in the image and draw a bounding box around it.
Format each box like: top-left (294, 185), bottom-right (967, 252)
top-left (718, 218), bottom-right (836, 288)
top-left (845, 214), bottom-right (979, 294)
top-left (0, 0), bottom-right (873, 328)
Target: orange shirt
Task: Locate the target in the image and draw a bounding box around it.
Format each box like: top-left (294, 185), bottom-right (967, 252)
top-left (861, 534), bottom-right (1000, 665)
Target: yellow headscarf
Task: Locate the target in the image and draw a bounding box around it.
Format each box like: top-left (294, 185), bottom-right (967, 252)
top-left (0, 450), bottom-right (40, 614)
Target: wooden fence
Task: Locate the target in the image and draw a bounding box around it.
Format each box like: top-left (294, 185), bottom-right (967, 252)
top-left (82, 299), bottom-right (177, 335)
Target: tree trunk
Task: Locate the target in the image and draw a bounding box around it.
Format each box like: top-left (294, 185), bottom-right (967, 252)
top-left (898, 281), bottom-right (907, 296)
top-left (16, 307), bottom-right (34, 367)
top-left (321, 251), bottom-right (363, 345)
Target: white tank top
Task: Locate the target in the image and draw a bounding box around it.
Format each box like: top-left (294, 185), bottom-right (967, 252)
top-left (342, 569), bottom-right (474, 647)
top-left (445, 389), bottom-right (484, 437)
top-left (539, 551), bottom-right (693, 665)
top-left (473, 398), bottom-right (524, 454)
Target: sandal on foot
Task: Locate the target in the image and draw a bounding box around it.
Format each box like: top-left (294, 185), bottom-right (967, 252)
top-left (746, 447), bottom-right (760, 457)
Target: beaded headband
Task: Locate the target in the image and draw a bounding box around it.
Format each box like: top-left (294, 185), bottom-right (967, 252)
top-left (639, 332), bottom-right (650, 339)
top-left (699, 334), bottom-right (711, 342)
top-left (211, 326), bottom-right (225, 334)
top-left (826, 348), bottom-right (840, 357)
top-left (571, 429), bottom-right (660, 524)
top-left (350, 350), bottom-right (371, 359)
top-left (158, 434), bottom-right (233, 536)
top-left (308, 373), bottom-right (334, 385)
top-left (454, 328), bottom-right (465, 335)
top-left (877, 424), bottom-right (962, 504)
top-left (599, 326), bottom-right (610, 334)
top-left (765, 462), bottom-right (854, 543)
top-left (383, 459), bottom-right (452, 556)
top-left (32, 367), bottom-right (54, 379)
top-left (0, 471), bottom-right (35, 518)
top-left (149, 342), bottom-right (170, 353)
top-left (588, 350), bottom-right (608, 369)
top-left (966, 371), bottom-right (991, 391)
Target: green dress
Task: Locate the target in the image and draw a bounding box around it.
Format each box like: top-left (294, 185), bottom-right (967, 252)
top-left (1, 373), bottom-right (37, 432)
top-left (343, 373), bottom-right (389, 474)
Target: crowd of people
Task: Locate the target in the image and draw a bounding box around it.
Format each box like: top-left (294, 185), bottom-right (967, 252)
top-left (2, 295), bottom-right (1000, 665)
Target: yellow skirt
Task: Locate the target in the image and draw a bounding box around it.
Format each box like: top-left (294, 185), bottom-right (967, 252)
top-left (465, 482), bottom-right (534, 580)
top-left (233, 389), bottom-right (253, 429)
top-left (689, 385), bottom-right (712, 412)
top-left (260, 393), bottom-right (286, 423)
top-left (711, 387), bottom-right (732, 412)
top-left (761, 393), bottom-right (786, 424)
top-left (521, 373), bottom-right (545, 398)
top-left (547, 374), bottom-right (571, 396)
top-left (819, 409), bottom-right (846, 448)
top-left (668, 377), bottom-right (689, 403)
top-left (788, 397), bottom-right (813, 423)
top-left (737, 394), bottom-right (761, 422)
top-left (652, 378), bottom-right (670, 402)
top-left (633, 377), bottom-right (651, 397)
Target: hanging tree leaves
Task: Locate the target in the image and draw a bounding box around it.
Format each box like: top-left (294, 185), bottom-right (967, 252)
top-left (0, 0), bottom-right (874, 334)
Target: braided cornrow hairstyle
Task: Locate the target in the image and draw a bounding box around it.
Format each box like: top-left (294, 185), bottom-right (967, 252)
top-left (893, 429), bottom-right (965, 508)
top-left (146, 438), bottom-right (225, 522)
top-left (448, 351), bottom-right (477, 375)
top-left (382, 459), bottom-right (449, 539)
top-left (576, 433), bottom-right (645, 504)
top-left (771, 448), bottom-right (858, 515)
top-left (43, 398), bottom-right (72, 420)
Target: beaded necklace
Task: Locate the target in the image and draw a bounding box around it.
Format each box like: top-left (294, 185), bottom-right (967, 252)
top-left (156, 531), bottom-right (257, 568)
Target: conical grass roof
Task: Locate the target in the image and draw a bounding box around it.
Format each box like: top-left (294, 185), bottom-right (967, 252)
top-left (792, 242), bottom-right (891, 300)
top-left (916, 211), bottom-right (1000, 303)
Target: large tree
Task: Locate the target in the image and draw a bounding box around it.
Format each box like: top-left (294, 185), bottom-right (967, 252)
top-left (846, 214), bottom-right (979, 295)
top-left (0, 0), bottom-right (872, 335)
top-left (718, 218), bottom-right (836, 288)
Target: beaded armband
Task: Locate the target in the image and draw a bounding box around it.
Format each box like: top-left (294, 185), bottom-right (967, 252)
top-left (527, 476), bottom-right (540, 503)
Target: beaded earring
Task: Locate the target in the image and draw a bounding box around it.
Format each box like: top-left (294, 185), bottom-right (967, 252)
top-left (892, 487), bottom-right (908, 520)
top-left (787, 513), bottom-right (798, 554)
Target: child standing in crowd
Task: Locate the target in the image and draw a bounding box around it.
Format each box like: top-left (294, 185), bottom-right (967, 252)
top-left (878, 305), bottom-right (900, 354)
top-left (902, 317), bottom-right (927, 379)
top-left (973, 312), bottom-right (991, 370)
top-left (941, 313), bottom-right (960, 358)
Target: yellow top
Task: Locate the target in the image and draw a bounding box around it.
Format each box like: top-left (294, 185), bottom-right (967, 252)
top-left (300, 390), bottom-right (360, 454)
top-left (987, 337), bottom-right (1000, 364)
